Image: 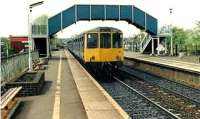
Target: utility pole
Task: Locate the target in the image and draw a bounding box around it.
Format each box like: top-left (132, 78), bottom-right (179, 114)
top-left (28, 1), bottom-right (44, 72)
top-left (170, 8), bottom-right (173, 56)
top-left (28, 7), bottom-right (33, 71)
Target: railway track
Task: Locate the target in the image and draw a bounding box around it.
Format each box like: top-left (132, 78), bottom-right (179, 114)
top-left (118, 66), bottom-right (200, 119)
top-left (120, 66), bottom-right (200, 104)
top-left (85, 59), bottom-right (200, 118)
top-left (98, 77), bottom-right (180, 119)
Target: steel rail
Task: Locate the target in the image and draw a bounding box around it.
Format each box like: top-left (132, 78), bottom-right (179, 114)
top-left (120, 66), bottom-right (200, 105)
top-left (113, 76), bottom-right (181, 119)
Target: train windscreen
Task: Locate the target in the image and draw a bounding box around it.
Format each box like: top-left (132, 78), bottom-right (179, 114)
top-left (87, 33), bottom-right (98, 48)
top-left (100, 33), bottom-right (111, 48)
top-left (113, 33), bottom-right (122, 48)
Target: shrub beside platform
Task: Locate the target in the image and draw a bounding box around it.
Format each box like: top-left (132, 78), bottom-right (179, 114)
top-left (5, 71), bottom-right (45, 96)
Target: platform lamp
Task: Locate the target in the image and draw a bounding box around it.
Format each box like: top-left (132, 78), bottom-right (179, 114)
top-left (169, 8), bottom-right (173, 56)
top-left (28, 1), bottom-right (44, 72)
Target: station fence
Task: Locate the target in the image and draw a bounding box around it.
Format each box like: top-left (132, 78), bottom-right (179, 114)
top-left (1, 51), bottom-right (39, 84)
top-left (173, 44), bottom-right (200, 56)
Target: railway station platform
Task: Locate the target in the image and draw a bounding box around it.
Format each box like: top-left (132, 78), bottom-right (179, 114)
top-left (124, 51), bottom-right (200, 89)
top-left (124, 51), bottom-right (200, 73)
top-left (13, 50), bottom-right (129, 119)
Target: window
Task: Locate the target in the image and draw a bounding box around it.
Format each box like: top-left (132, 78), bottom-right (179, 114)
top-left (81, 37), bottom-right (84, 49)
top-left (100, 33), bottom-right (111, 48)
top-left (87, 33), bottom-right (98, 48)
top-left (113, 33), bottom-right (122, 48)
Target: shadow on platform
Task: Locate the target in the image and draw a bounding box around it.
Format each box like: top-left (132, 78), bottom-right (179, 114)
top-left (40, 81), bottom-right (52, 95)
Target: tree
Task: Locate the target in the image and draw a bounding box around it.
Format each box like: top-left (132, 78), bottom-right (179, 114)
top-left (32, 15), bottom-right (48, 35)
top-left (159, 25), bottom-right (171, 34)
top-left (33, 14), bottom-right (48, 25)
top-left (172, 27), bottom-right (187, 51)
top-left (159, 22), bottom-right (200, 55)
top-left (192, 21), bottom-right (200, 45)
top-left (1, 37), bottom-right (15, 57)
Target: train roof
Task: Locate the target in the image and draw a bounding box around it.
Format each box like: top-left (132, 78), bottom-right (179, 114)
top-left (84, 27), bottom-right (122, 33)
top-left (68, 27), bottom-right (122, 42)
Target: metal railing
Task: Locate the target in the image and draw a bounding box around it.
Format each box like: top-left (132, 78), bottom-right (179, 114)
top-left (1, 51), bottom-right (39, 84)
top-left (140, 34), bottom-right (152, 53)
top-left (32, 25), bottom-right (47, 36)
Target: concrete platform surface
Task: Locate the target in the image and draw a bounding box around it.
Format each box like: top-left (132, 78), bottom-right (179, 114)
top-left (65, 50), bottom-right (130, 119)
top-left (125, 51), bottom-right (200, 73)
top-left (13, 51), bottom-right (87, 119)
top-left (12, 50), bottom-right (129, 119)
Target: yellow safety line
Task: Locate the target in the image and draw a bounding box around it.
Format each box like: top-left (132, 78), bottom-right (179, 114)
top-left (52, 52), bottom-right (62, 119)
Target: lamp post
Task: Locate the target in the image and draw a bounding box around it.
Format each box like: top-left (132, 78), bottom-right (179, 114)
top-left (169, 8), bottom-right (173, 56)
top-left (28, 1), bottom-right (44, 72)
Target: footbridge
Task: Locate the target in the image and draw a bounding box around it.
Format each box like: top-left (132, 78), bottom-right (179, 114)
top-left (48, 4), bottom-right (158, 36)
top-left (33, 4), bottom-right (158, 57)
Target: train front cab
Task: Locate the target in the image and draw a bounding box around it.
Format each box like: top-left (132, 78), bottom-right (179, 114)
top-left (83, 31), bottom-right (124, 64)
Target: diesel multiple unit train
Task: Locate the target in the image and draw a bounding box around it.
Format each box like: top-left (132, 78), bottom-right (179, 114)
top-left (67, 27), bottom-right (124, 76)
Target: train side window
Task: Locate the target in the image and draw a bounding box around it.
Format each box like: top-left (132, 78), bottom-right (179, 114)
top-left (100, 33), bottom-right (111, 48)
top-left (82, 37), bottom-right (85, 48)
top-left (87, 33), bottom-right (98, 48)
top-left (80, 37), bottom-right (82, 48)
top-left (113, 33), bottom-right (122, 48)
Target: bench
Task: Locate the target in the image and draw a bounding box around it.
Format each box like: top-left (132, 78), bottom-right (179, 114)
top-left (1, 87), bottom-right (22, 119)
top-left (33, 59), bottom-right (47, 70)
top-left (32, 59), bottom-right (41, 70)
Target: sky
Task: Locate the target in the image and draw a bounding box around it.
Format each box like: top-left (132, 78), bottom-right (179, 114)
top-left (1, 0), bottom-right (200, 38)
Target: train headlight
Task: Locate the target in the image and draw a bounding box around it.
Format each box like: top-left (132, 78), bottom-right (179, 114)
top-left (90, 56), bottom-right (95, 61)
top-left (116, 56), bottom-right (121, 61)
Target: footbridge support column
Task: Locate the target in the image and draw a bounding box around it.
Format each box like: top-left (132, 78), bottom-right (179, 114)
top-left (151, 38), bottom-right (154, 55)
top-left (46, 37), bottom-right (50, 58)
